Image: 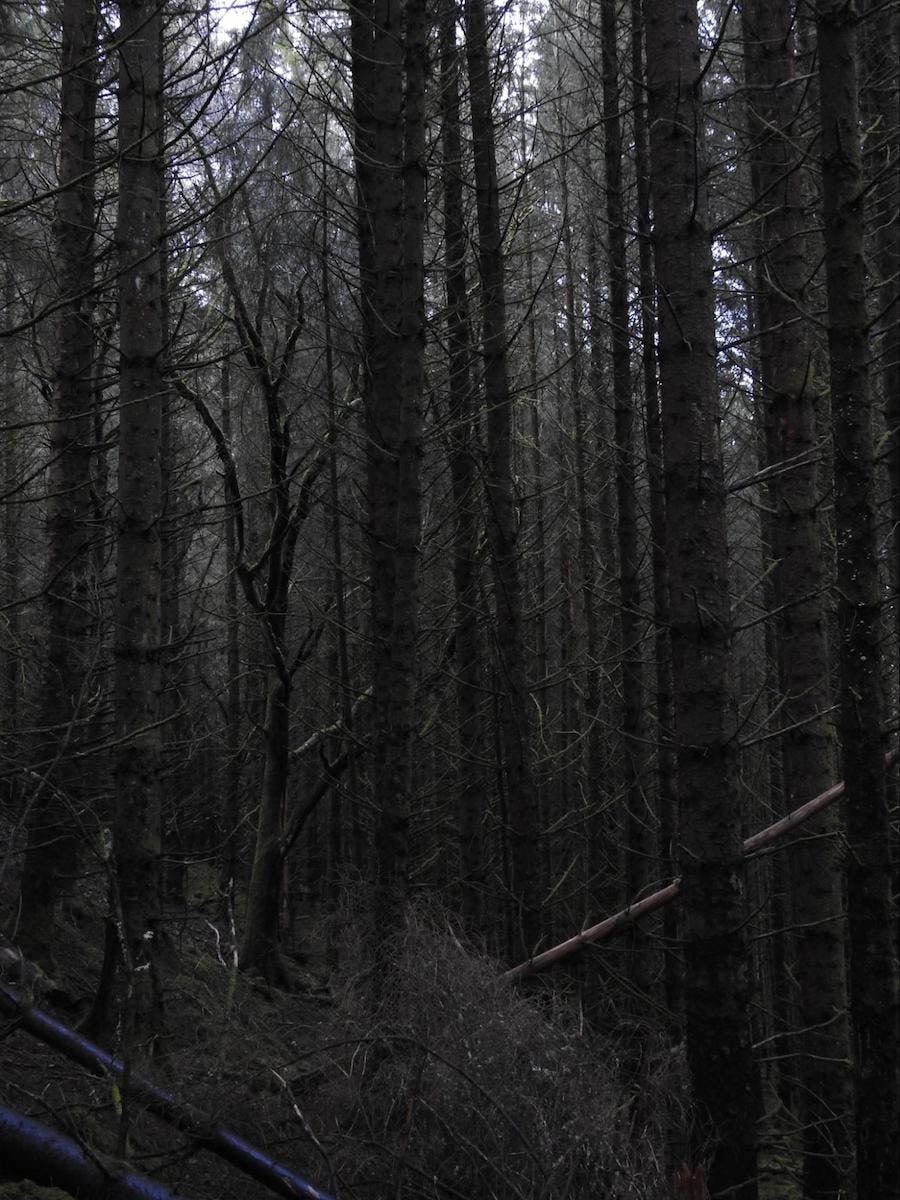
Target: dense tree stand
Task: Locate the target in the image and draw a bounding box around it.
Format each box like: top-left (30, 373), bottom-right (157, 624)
top-left (0, 0), bottom-right (897, 1193)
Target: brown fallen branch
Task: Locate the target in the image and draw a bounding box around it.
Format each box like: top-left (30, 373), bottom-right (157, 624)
top-left (504, 747), bottom-right (899, 982)
top-left (0, 982), bottom-right (334, 1200)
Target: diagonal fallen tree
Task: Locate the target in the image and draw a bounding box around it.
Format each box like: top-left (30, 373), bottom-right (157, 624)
top-left (0, 1101), bottom-right (193, 1200)
top-left (504, 747), bottom-right (899, 981)
top-left (0, 983), bottom-right (334, 1200)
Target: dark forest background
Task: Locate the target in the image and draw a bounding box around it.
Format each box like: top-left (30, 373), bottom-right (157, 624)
top-left (0, 0), bottom-right (897, 1197)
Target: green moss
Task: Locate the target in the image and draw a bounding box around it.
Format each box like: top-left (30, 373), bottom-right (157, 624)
top-left (186, 861), bottom-right (222, 907)
top-left (758, 1122), bottom-right (803, 1200)
top-left (0, 1181), bottom-right (72, 1199)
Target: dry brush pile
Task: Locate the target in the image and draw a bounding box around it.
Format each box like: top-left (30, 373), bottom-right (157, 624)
top-left (282, 907), bottom-right (683, 1199)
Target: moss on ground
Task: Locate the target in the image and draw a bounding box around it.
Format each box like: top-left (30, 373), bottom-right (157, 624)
top-left (0, 1182), bottom-right (72, 1199)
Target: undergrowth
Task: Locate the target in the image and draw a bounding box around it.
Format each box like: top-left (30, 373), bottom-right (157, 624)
top-left (270, 903), bottom-right (678, 1199)
top-left (2, 878), bottom-right (688, 1200)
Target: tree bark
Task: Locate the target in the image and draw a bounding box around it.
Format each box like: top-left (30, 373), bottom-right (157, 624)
top-left (583, 228), bottom-right (618, 936)
top-left (860, 0), bottom-right (900, 875)
top-left (235, 391), bottom-right (303, 980)
top-left (241, 667), bottom-right (291, 981)
top-left (465, 0), bottom-right (541, 959)
top-left (561, 174), bottom-right (597, 931)
top-left (193, 207), bottom-right (311, 981)
top-left (351, 0), bottom-right (425, 944)
top-left (321, 181), bottom-right (357, 906)
top-left (440, 0), bottom-right (485, 930)
top-left (816, 2), bottom-right (900, 1194)
top-left (643, 0), bottom-right (760, 1191)
top-left (218, 346), bottom-right (243, 908)
top-left (524, 226), bottom-right (548, 916)
top-left (18, 0), bottom-right (99, 969)
top-left (630, 0), bottom-right (680, 1025)
top-left (114, 0), bottom-right (166, 1049)
top-left (601, 0), bottom-right (650, 999)
top-left (743, 2), bottom-right (855, 1191)
top-left (0, 272), bottom-right (21, 811)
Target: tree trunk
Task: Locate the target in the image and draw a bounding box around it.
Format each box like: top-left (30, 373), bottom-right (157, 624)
top-left (322, 182), bottom-right (355, 909)
top-left (218, 347), bottom-right (243, 909)
top-left (237, 439), bottom-right (299, 979)
top-left (816, 2), bottom-right (900, 1193)
top-left (18, 0), bottom-right (99, 969)
top-left (1, 270), bottom-right (24, 817)
top-left (518, 74), bottom-right (548, 934)
top-left (561, 175), bottom-right (597, 937)
top-left (351, 0), bottom-right (425, 945)
top-left (465, 0), bottom-right (541, 959)
top-left (743, 2), bottom-right (855, 1192)
top-left (113, 0), bottom-right (166, 1050)
top-left (193, 199), bottom-right (314, 981)
top-left (583, 229), bottom-right (618, 935)
top-left (860, 0), bottom-right (900, 883)
top-left (440, 0), bottom-right (484, 931)
top-left (643, 0), bottom-right (760, 1192)
top-left (601, 0), bottom-right (650, 1000)
top-left (240, 672), bottom-right (291, 983)
top-left (630, 0), bottom-right (680, 1026)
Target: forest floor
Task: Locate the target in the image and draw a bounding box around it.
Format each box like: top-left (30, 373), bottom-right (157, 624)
top-left (1, 851), bottom-right (801, 1200)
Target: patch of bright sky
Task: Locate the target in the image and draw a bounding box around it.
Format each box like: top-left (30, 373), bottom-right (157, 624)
top-left (211, 0), bottom-right (257, 40)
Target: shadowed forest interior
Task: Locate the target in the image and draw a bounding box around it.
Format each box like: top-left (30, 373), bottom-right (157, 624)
top-left (0, 0), bottom-right (898, 1197)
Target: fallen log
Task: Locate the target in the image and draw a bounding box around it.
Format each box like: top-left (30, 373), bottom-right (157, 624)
top-left (0, 984), bottom-right (333, 1200)
top-left (0, 1101), bottom-right (192, 1199)
top-left (504, 746), bottom-right (899, 981)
